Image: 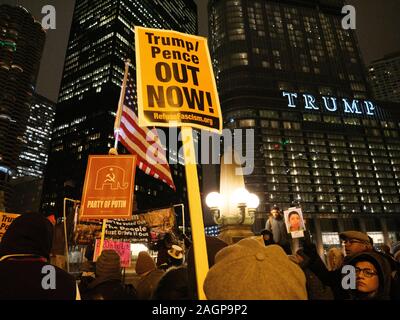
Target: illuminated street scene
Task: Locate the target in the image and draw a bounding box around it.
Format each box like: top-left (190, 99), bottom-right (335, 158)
top-left (0, 0), bottom-right (399, 303)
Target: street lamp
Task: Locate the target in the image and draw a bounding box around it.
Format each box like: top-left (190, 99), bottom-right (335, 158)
top-left (205, 192), bottom-right (224, 224)
top-left (206, 188), bottom-right (259, 226)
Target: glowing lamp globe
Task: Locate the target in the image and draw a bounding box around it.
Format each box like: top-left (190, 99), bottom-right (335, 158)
top-left (247, 193), bottom-right (260, 209)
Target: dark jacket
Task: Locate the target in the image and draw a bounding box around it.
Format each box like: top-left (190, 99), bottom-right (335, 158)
top-left (0, 214), bottom-right (76, 300)
top-left (302, 234), bottom-right (349, 300)
top-left (152, 266), bottom-right (189, 300)
top-left (0, 258), bottom-right (76, 300)
top-left (136, 268), bottom-right (165, 300)
top-left (295, 250), bottom-right (334, 300)
top-left (81, 276), bottom-right (136, 300)
top-left (266, 216), bottom-right (291, 253)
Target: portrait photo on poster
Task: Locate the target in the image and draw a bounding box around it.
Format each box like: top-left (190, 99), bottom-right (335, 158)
top-left (284, 207), bottom-right (306, 237)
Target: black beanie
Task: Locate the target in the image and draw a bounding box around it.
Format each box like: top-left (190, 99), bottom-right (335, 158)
top-left (0, 214), bottom-right (54, 260)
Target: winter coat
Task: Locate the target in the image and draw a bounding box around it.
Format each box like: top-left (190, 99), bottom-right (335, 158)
top-left (0, 214), bottom-right (76, 300)
top-left (152, 266), bottom-right (189, 300)
top-left (302, 237), bottom-right (349, 300)
top-left (265, 216), bottom-right (291, 253)
top-left (81, 276), bottom-right (136, 300)
top-left (136, 268), bottom-right (165, 300)
top-left (291, 252), bottom-right (334, 300)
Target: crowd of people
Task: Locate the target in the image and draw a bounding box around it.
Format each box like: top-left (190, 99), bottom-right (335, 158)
top-left (0, 210), bottom-right (399, 300)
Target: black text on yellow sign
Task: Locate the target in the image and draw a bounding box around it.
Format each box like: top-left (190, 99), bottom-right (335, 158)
top-left (135, 26), bottom-right (222, 133)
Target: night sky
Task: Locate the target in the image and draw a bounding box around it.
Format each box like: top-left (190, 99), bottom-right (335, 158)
top-left (1, 0), bottom-right (399, 102)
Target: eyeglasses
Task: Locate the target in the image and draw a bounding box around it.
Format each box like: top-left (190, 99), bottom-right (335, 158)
top-left (342, 239), bottom-right (365, 245)
top-left (355, 267), bottom-right (378, 278)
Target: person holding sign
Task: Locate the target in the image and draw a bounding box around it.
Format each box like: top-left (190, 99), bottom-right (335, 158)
top-left (265, 206), bottom-right (291, 254)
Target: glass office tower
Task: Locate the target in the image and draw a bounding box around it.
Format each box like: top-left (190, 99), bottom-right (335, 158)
top-left (209, 0), bottom-right (400, 252)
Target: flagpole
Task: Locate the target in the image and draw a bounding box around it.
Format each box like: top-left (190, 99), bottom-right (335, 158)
top-left (112, 59), bottom-right (131, 153)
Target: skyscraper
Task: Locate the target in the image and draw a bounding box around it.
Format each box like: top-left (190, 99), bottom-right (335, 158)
top-left (8, 93), bottom-right (55, 214)
top-left (369, 51), bottom-right (400, 103)
top-left (209, 0), bottom-right (400, 251)
top-left (17, 93), bottom-right (55, 178)
top-left (0, 5), bottom-right (45, 212)
top-left (42, 0), bottom-right (197, 217)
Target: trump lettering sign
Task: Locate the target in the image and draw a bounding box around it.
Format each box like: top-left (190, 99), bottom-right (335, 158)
top-left (135, 26), bottom-right (222, 133)
top-left (80, 155), bottom-right (137, 219)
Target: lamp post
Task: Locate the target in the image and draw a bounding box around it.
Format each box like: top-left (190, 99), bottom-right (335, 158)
top-left (206, 188), bottom-right (259, 244)
top-left (173, 203), bottom-right (185, 235)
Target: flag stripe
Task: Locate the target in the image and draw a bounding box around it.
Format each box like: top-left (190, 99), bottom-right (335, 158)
top-left (115, 76), bottom-right (175, 191)
top-left (118, 128), bottom-right (174, 182)
top-left (124, 107), bottom-right (167, 157)
top-left (120, 112), bottom-right (169, 165)
top-left (121, 141), bottom-right (175, 190)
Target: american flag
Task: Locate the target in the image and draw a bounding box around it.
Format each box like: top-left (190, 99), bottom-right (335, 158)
top-left (115, 77), bottom-right (176, 191)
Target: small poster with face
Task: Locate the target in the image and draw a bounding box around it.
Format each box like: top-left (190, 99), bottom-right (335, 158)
top-left (284, 207), bottom-right (305, 238)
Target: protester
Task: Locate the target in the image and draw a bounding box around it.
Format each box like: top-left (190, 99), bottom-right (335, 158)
top-left (81, 249), bottom-right (136, 300)
top-left (187, 236), bottom-right (228, 299)
top-left (379, 244), bottom-right (392, 257)
top-left (347, 251), bottom-right (392, 300)
top-left (167, 244), bottom-right (184, 267)
top-left (326, 247), bottom-right (344, 271)
top-left (340, 231), bottom-right (374, 257)
top-left (392, 242), bottom-right (400, 262)
top-left (152, 266), bottom-right (189, 300)
top-left (260, 229), bottom-right (275, 246)
top-left (135, 251), bottom-right (164, 300)
top-left (265, 206), bottom-right (291, 254)
top-left (155, 232), bottom-right (176, 268)
top-left (302, 230), bottom-right (400, 300)
top-left (203, 237), bottom-right (307, 300)
top-left (291, 249), bottom-right (334, 300)
top-left (0, 214), bottom-right (77, 300)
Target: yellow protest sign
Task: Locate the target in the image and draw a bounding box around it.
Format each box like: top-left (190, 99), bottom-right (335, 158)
top-left (135, 26), bottom-right (222, 133)
top-left (0, 212), bottom-right (20, 242)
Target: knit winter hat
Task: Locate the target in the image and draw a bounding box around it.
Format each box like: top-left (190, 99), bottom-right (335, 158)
top-left (135, 251), bottom-right (156, 276)
top-left (0, 213), bottom-right (53, 260)
top-left (203, 238), bottom-right (307, 300)
top-left (95, 249), bottom-right (121, 280)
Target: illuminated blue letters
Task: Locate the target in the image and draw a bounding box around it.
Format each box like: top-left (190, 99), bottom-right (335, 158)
top-left (283, 92), bottom-right (298, 108)
top-left (303, 94), bottom-right (319, 110)
top-left (364, 101), bottom-right (375, 115)
top-left (322, 96), bottom-right (338, 112)
top-left (282, 91), bottom-right (376, 116)
top-left (343, 98), bottom-right (362, 114)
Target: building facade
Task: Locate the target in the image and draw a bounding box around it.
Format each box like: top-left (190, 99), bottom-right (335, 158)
top-left (7, 93), bottom-right (55, 214)
top-left (369, 51), bottom-right (400, 103)
top-left (209, 0), bottom-right (400, 253)
top-left (42, 0), bottom-right (198, 218)
top-left (17, 93), bottom-right (55, 178)
top-left (0, 5), bottom-right (45, 212)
